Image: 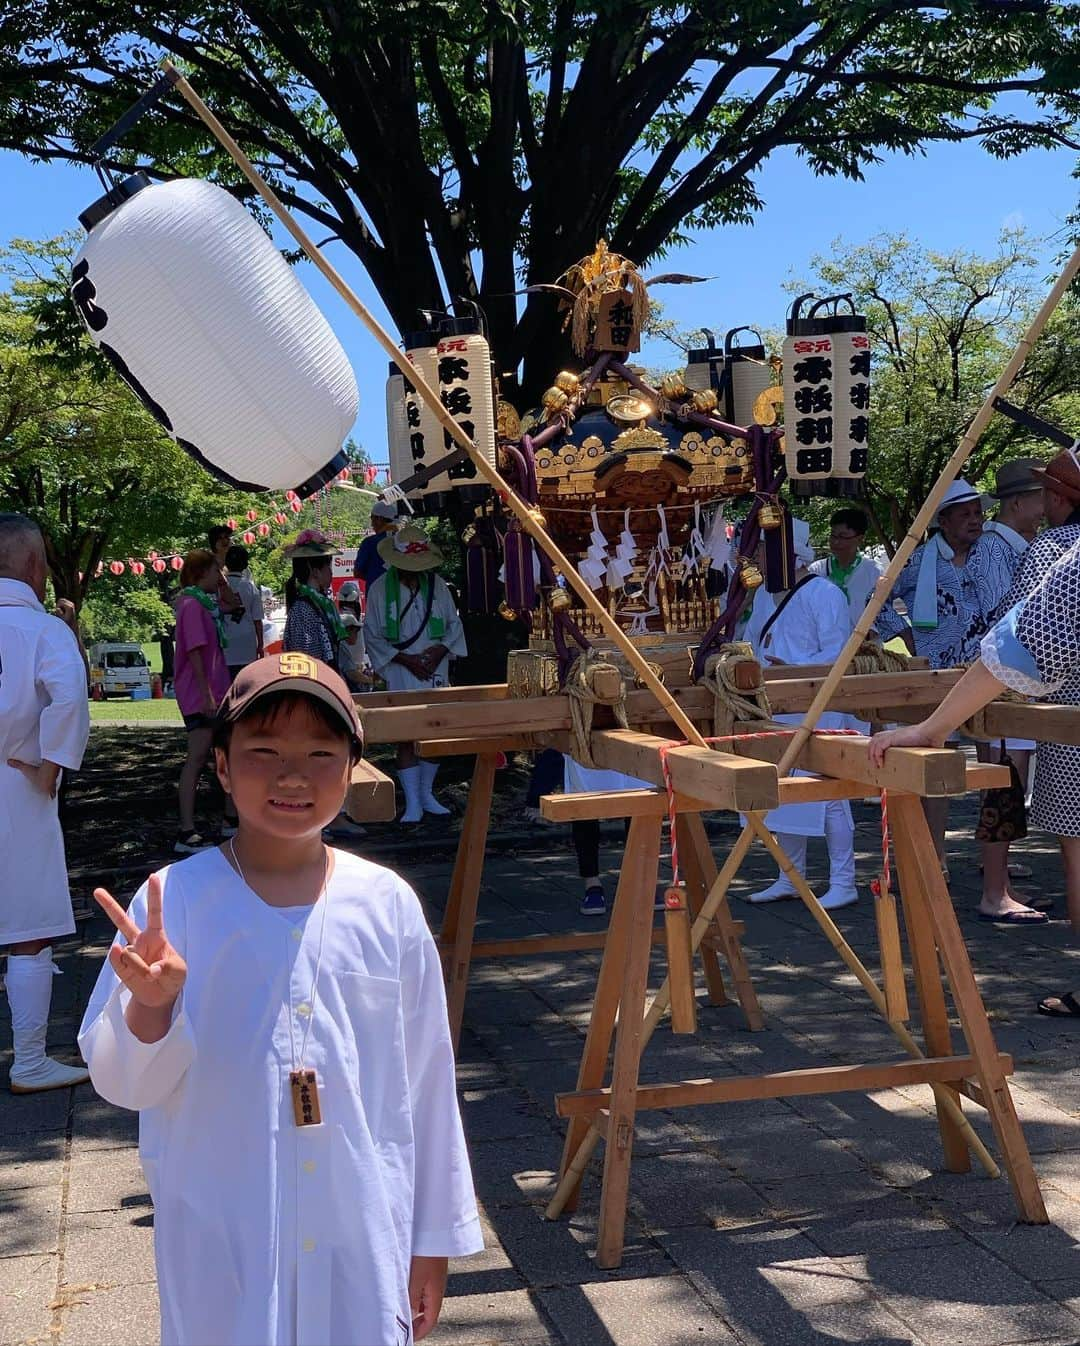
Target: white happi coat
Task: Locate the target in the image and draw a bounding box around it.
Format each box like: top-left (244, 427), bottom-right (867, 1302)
top-left (809, 553), bottom-right (881, 627)
top-left (744, 575), bottom-right (852, 838)
top-left (364, 571), bottom-right (466, 692)
top-left (79, 849), bottom-right (483, 1346)
top-left (0, 579), bottom-right (90, 944)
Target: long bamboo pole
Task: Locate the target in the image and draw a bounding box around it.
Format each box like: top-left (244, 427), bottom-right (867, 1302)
top-left (162, 61), bottom-right (709, 751)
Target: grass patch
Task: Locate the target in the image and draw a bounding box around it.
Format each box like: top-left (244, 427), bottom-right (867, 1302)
top-left (90, 698), bottom-right (183, 725)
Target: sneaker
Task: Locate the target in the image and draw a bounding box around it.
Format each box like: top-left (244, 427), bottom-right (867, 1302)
top-left (580, 886), bottom-right (607, 917)
top-left (174, 831), bottom-right (213, 854)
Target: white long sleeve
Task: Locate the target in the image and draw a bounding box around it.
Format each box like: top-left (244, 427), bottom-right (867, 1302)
top-left (78, 876), bottom-right (195, 1111)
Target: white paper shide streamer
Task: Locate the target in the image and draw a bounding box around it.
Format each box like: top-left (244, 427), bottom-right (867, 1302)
top-left (72, 176), bottom-right (359, 494)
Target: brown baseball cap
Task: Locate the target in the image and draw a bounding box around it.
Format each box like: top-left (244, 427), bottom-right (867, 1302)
top-left (219, 653), bottom-right (361, 743)
top-left (1032, 447), bottom-right (1080, 504)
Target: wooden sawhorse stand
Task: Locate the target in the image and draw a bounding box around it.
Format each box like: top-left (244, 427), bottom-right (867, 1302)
top-left (546, 782), bottom-right (1048, 1268)
top-left (430, 743), bottom-right (763, 1049)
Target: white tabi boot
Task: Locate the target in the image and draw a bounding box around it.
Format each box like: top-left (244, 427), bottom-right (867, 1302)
top-left (748, 833), bottom-right (807, 903)
top-left (418, 760), bottom-right (451, 816)
top-left (820, 802), bottom-right (859, 911)
top-left (6, 948), bottom-right (90, 1093)
top-left (398, 765), bottom-right (424, 824)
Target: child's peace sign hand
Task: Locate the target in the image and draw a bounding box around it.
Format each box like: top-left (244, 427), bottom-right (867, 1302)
top-left (94, 873), bottom-right (187, 1010)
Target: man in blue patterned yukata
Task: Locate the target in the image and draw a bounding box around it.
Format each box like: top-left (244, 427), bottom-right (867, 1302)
top-left (877, 479), bottom-right (1011, 872)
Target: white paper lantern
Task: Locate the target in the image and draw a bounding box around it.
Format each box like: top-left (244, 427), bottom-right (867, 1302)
top-left (398, 340), bottom-right (444, 510)
top-left (431, 328), bottom-right (497, 498)
top-left (827, 330), bottom-right (871, 479)
top-left (385, 362), bottom-right (421, 502)
top-left (723, 328), bottom-right (773, 430)
top-left (682, 333), bottom-right (722, 394)
top-left (72, 175), bottom-right (358, 494)
top-left (782, 331), bottom-right (835, 482)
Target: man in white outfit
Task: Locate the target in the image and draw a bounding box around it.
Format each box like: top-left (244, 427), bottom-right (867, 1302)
top-left (364, 525), bottom-right (466, 822)
top-left (0, 514), bottom-right (92, 1092)
top-left (743, 517), bottom-right (859, 911)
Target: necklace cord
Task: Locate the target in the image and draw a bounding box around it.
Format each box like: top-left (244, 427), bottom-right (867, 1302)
top-left (228, 839), bottom-right (330, 1070)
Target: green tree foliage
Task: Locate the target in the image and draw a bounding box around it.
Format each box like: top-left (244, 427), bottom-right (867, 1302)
top-left (791, 230), bottom-right (1080, 546)
top-left (0, 236), bottom-right (284, 615)
top-left (2, 3), bottom-right (1077, 401)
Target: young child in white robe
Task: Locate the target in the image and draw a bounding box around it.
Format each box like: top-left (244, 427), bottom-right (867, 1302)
top-left (79, 653), bottom-right (483, 1346)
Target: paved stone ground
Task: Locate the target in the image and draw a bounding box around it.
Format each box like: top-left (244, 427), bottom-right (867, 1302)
top-left (5, 794), bottom-right (1080, 1345)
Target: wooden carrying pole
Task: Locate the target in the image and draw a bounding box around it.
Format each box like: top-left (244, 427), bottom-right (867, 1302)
top-left (162, 61), bottom-right (709, 753)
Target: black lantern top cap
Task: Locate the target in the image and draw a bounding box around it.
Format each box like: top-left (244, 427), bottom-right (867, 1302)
top-left (79, 171), bottom-right (152, 232)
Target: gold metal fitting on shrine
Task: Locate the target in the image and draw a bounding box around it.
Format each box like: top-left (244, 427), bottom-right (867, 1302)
top-left (737, 557), bottom-right (764, 590)
top-left (660, 373), bottom-right (687, 399)
top-left (498, 600), bottom-right (518, 621)
top-left (691, 388), bottom-right (719, 413)
top-left (758, 500), bottom-right (783, 530)
top-left (461, 523), bottom-right (477, 544)
top-left (554, 370), bottom-right (581, 394)
top-left (549, 587), bottom-right (573, 613)
top-left (542, 386), bottom-right (570, 415)
top-left (526, 508), bottom-right (547, 529)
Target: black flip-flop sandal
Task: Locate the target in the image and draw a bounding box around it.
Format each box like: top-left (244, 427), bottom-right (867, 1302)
top-left (1037, 991), bottom-right (1080, 1018)
top-left (976, 909), bottom-right (1048, 925)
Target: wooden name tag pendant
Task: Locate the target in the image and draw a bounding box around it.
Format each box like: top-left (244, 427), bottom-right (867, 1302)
top-left (289, 1069), bottom-right (323, 1127)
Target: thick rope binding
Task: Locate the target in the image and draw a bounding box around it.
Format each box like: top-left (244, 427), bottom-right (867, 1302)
top-left (697, 641), bottom-right (772, 739)
top-left (565, 648), bottom-right (630, 768)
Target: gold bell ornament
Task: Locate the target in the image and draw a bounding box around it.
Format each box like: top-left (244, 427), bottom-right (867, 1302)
top-left (757, 500), bottom-right (784, 530)
top-left (554, 370), bottom-right (581, 394)
top-left (691, 388), bottom-right (719, 413)
top-left (542, 386), bottom-right (569, 417)
top-left (498, 600), bottom-right (518, 621)
top-left (660, 373), bottom-right (688, 399)
top-left (737, 557), bottom-right (764, 590)
top-left (549, 587), bottom-right (573, 614)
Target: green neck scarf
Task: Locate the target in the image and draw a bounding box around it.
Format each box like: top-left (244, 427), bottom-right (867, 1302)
top-left (385, 569), bottom-right (445, 644)
top-left (298, 583), bottom-right (347, 642)
top-left (827, 552), bottom-right (862, 598)
top-left (181, 587), bottom-right (228, 650)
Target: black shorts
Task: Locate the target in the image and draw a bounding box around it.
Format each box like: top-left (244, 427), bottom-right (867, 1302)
top-left (182, 712), bottom-right (215, 732)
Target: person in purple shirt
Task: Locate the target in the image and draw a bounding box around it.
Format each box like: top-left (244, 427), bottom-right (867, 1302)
top-left (353, 500), bottom-right (400, 587)
top-left (173, 550), bottom-right (231, 854)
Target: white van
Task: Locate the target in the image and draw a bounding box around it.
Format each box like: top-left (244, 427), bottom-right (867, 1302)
top-left (88, 642), bottom-right (151, 699)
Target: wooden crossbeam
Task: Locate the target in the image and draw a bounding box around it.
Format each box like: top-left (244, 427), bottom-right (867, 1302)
top-left (417, 737), bottom-right (528, 758)
top-left (345, 759), bottom-right (397, 821)
top-left (356, 683), bottom-right (509, 710)
top-left (540, 788), bottom-right (710, 821)
top-left (535, 728), bottom-right (779, 814)
top-left (555, 1053), bottom-right (1014, 1117)
top-left (729, 723), bottom-right (969, 796)
top-left (463, 927), bottom-right (685, 959)
top-left (876, 701), bottom-right (1080, 747)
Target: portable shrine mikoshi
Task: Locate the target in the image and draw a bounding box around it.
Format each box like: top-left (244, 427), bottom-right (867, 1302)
top-left (94, 64), bottom-right (1080, 1274)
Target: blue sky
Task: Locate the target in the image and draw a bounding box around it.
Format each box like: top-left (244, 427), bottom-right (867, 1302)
top-left (2, 134), bottom-right (1076, 470)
